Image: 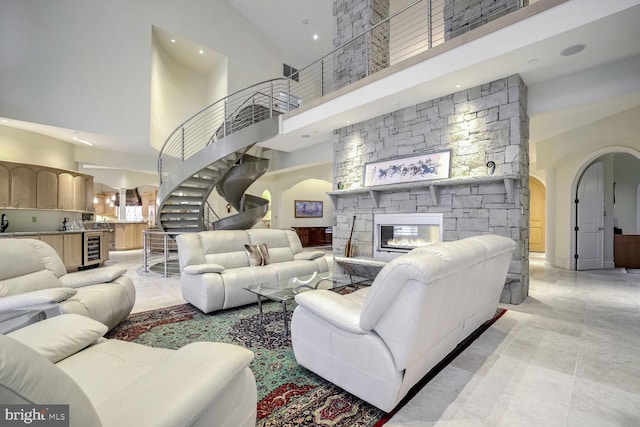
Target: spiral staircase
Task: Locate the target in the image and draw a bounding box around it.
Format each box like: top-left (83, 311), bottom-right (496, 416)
top-left (157, 81), bottom-right (295, 232)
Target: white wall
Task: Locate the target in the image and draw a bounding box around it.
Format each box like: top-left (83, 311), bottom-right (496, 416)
top-left (0, 0), bottom-right (285, 149)
top-left (0, 126), bottom-right (76, 170)
top-left (533, 106), bottom-right (640, 268)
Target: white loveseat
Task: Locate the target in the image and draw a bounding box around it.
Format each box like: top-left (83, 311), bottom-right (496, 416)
top-left (291, 235), bottom-right (516, 412)
top-left (0, 238), bottom-right (135, 331)
top-left (0, 313), bottom-right (257, 427)
top-left (176, 229), bottom-right (329, 313)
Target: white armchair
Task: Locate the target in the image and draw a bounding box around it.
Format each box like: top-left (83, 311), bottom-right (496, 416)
top-left (0, 314), bottom-right (257, 427)
top-left (0, 238), bottom-right (135, 331)
top-left (291, 235), bottom-right (516, 412)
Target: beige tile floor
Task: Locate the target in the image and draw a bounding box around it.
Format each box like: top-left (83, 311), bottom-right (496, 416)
top-left (107, 251), bottom-right (640, 426)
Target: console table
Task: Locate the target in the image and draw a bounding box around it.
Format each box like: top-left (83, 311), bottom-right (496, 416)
top-left (334, 256), bottom-right (387, 281)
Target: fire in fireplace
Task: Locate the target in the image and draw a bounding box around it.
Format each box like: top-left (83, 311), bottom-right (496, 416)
top-left (373, 213), bottom-right (443, 260)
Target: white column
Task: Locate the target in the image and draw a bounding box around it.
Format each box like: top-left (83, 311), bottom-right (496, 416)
top-left (118, 188), bottom-right (127, 221)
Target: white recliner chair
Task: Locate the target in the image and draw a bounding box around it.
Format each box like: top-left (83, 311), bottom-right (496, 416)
top-left (291, 235), bottom-right (516, 412)
top-left (0, 314), bottom-right (257, 427)
top-left (0, 238), bottom-right (135, 331)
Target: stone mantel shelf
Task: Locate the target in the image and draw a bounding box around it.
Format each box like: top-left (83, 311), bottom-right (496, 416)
top-left (327, 174), bottom-right (518, 208)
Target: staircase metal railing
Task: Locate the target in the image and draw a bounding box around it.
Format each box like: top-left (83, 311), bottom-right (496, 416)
top-left (204, 201), bottom-right (219, 230)
top-left (157, 0), bottom-right (528, 185)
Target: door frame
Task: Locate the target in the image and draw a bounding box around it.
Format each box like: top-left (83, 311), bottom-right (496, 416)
top-left (568, 146), bottom-right (640, 270)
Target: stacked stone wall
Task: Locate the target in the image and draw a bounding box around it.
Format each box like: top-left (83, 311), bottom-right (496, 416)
top-left (444, 0), bottom-right (526, 40)
top-left (333, 75), bottom-right (529, 303)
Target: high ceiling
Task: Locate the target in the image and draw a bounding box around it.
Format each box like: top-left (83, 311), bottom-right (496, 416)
top-left (2, 0), bottom-right (640, 164)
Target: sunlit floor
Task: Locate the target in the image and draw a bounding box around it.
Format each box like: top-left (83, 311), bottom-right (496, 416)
top-left (108, 251), bottom-right (640, 426)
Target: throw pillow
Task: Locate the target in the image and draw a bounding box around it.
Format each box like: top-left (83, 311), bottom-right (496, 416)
top-left (258, 243), bottom-right (272, 265)
top-left (244, 244), bottom-right (263, 266)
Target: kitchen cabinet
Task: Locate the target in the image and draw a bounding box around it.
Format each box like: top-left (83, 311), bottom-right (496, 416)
top-left (73, 176), bottom-right (85, 211)
top-left (58, 173), bottom-right (74, 211)
top-left (0, 161), bottom-right (96, 214)
top-left (100, 231), bottom-right (110, 261)
top-left (63, 233), bottom-right (83, 269)
top-left (84, 177), bottom-right (94, 212)
top-left (94, 195), bottom-right (105, 214)
top-left (37, 170), bottom-right (58, 209)
top-left (103, 193), bottom-right (117, 217)
top-left (40, 234), bottom-right (64, 260)
top-left (114, 222), bottom-right (147, 250)
top-left (0, 165), bottom-right (9, 207)
top-left (10, 167), bottom-right (36, 208)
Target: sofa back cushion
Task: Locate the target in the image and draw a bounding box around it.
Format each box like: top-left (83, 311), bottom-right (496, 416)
top-left (0, 334), bottom-right (103, 427)
top-left (0, 239), bottom-right (64, 297)
top-left (247, 229), bottom-right (302, 263)
top-left (360, 236), bottom-right (514, 373)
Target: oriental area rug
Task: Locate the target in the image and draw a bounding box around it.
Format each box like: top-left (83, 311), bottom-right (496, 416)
top-left (106, 301), bottom-right (506, 426)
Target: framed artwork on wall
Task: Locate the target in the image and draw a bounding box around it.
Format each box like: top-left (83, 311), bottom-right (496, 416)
top-left (294, 200), bottom-right (323, 218)
top-left (364, 150), bottom-right (451, 187)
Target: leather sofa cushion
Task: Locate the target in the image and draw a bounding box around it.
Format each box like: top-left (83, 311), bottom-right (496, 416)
top-left (0, 334), bottom-right (103, 427)
top-left (0, 287), bottom-right (77, 310)
top-left (0, 269), bottom-right (61, 297)
top-left (59, 266), bottom-right (127, 289)
top-left (183, 264), bottom-right (225, 274)
top-left (8, 313), bottom-right (108, 363)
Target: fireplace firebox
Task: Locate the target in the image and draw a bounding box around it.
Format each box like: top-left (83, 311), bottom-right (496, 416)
top-left (373, 213), bottom-right (443, 260)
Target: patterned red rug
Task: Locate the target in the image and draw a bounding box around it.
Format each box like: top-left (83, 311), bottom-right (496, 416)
top-left (107, 302), bottom-right (506, 426)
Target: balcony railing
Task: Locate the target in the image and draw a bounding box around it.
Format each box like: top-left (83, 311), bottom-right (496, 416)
top-left (157, 0), bottom-right (528, 187)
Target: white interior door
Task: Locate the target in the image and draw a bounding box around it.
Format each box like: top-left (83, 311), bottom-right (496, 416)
top-left (577, 162), bottom-right (604, 270)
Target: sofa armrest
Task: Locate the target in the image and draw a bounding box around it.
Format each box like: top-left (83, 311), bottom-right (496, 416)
top-left (8, 314), bottom-right (108, 363)
top-left (97, 342), bottom-right (254, 426)
top-left (294, 290), bottom-right (367, 334)
top-left (59, 266), bottom-right (127, 288)
top-left (294, 251), bottom-right (325, 261)
top-left (0, 288), bottom-right (77, 311)
top-left (183, 263), bottom-right (225, 274)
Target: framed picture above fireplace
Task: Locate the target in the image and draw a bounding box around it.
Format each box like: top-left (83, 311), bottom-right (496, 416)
top-left (294, 200), bottom-right (323, 218)
top-left (364, 150), bottom-right (451, 187)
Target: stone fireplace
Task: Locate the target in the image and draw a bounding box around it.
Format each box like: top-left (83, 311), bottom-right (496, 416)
top-left (373, 213), bottom-right (443, 260)
top-left (330, 74), bottom-right (529, 304)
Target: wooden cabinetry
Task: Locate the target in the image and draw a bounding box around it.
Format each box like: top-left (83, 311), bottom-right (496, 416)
top-left (0, 160), bottom-right (94, 213)
top-left (94, 195), bottom-right (105, 214)
top-left (10, 167), bottom-right (36, 208)
top-left (40, 234), bottom-right (64, 260)
top-left (0, 165), bottom-right (10, 207)
top-left (63, 233), bottom-right (83, 269)
top-left (614, 235), bottom-right (640, 268)
top-left (293, 227), bottom-right (332, 247)
top-left (37, 170), bottom-right (58, 209)
top-left (114, 223), bottom-right (147, 250)
top-left (100, 231), bottom-right (110, 261)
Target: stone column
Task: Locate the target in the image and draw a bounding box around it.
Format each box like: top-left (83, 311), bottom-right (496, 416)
top-left (333, 0), bottom-right (390, 91)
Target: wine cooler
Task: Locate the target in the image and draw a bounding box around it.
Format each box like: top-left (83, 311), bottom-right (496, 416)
top-left (83, 232), bottom-right (103, 266)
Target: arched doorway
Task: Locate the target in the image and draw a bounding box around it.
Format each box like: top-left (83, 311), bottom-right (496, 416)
top-left (529, 177), bottom-right (545, 253)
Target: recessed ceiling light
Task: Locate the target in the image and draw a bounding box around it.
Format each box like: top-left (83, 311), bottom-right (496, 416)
top-left (302, 19), bottom-right (309, 25)
top-left (346, 120), bottom-right (351, 124)
top-left (199, 49), bottom-right (204, 55)
top-left (313, 34), bottom-right (318, 40)
top-left (561, 44), bottom-right (586, 56)
top-left (455, 84), bottom-right (462, 88)
top-left (171, 39), bottom-right (176, 43)
top-left (72, 136), bottom-right (93, 146)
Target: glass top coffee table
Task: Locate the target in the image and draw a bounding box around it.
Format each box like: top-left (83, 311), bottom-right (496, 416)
top-left (243, 272), bottom-right (368, 336)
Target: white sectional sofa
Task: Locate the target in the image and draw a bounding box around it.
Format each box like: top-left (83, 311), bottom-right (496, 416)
top-left (291, 235), bottom-right (516, 412)
top-left (0, 238), bottom-right (135, 332)
top-left (176, 229), bottom-right (329, 313)
top-left (0, 313), bottom-right (257, 427)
